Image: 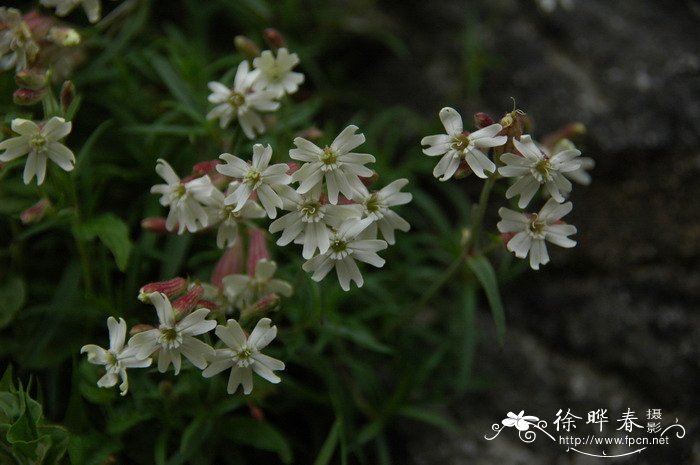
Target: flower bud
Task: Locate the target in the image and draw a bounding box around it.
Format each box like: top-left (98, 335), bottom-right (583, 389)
top-left (212, 240), bottom-right (244, 288)
top-left (129, 323), bottom-right (155, 335)
top-left (20, 198), bottom-right (51, 224)
top-left (234, 35), bottom-right (260, 60)
top-left (191, 160), bottom-right (220, 177)
top-left (241, 293), bottom-right (280, 319)
top-left (297, 126), bottom-right (323, 141)
top-left (360, 171), bottom-right (379, 186)
top-left (195, 299), bottom-right (220, 312)
top-left (474, 112), bottom-right (494, 129)
top-left (248, 401), bottom-right (265, 422)
top-left (262, 28), bottom-right (286, 51)
top-left (15, 68), bottom-right (48, 90)
top-left (47, 27), bottom-right (81, 46)
top-left (13, 87), bottom-right (45, 106)
top-left (286, 162), bottom-right (300, 175)
top-left (500, 231), bottom-right (516, 246)
top-left (172, 283), bottom-right (204, 316)
top-left (141, 216), bottom-right (169, 233)
top-left (138, 277), bottom-right (187, 302)
top-left (60, 81), bottom-right (75, 114)
top-left (453, 160), bottom-right (473, 179)
top-left (246, 228), bottom-right (270, 276)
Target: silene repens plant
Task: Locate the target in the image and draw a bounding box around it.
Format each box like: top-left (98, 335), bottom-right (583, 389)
top-left (0, 2), bottom-right (593, 464)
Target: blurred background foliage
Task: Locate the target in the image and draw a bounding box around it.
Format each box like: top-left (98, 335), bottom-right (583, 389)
top-left (0, 0), bottom-right (522, 463)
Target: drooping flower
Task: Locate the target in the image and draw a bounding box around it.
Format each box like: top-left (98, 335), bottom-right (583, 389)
top-left (290, 125), bottom-right (375, 204)
top-left (497, 198), bottom-right (577, 270)
top-left (0, 8), bottom-right (39, 72)
top-left (206, 61), bottom-right (279, 139)
top-left (0, 117), bottom-right (74, 185)
top-left (40, 0), bottom-right (102, 23)
top-left (421, 107), bottom-right (506, 181)
top-left (202, 318), bottom-right (285, 395)
top-left (150, 158), bottom-right (218, 234)
top-left (269, 185), bottom-right (362, 259)
top-left (354, 178), bottom-right (412, 245)
top-left (215, 144), bottom-right (292, 218)
top-left (252, 48), bottom-right (305, 98)
top-left (81, 317), bottom-right (152, 396)
top-left (128, 292), bottom-right (216, 374)
top-left (221, 259), bottom-right (293, 310)
top-left (498, 135), bottom-right (581, 208)
top-left (302, 218), bottom-right (387, 291)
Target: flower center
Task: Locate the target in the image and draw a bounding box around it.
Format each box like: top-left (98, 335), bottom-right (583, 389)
top-left (365, 193), bottom-right (382, 214)
top-left (534, 159), bottom-right (553, 181)
top-left (30, 134), bottom-right (48, 153)
top-left (244, 169), bottom-right (262, 187)
top-left (173, 184), bottom-right (187, 198)
top-left (321, 147), bottom-right (338, 166)
top-left (527, 214), bottom-right (546, 238)
top-left (451, 133), bottom-right (472, 152)
top-left (329, 238), bottom-right (351, 259)
top-left (228, 91), bottom-right (246, 108)
top-left (158, 327), bottom-right (182, 350)
top-left (234, 346), bottom-right (254, 367)
top-left (300, 200), bottom-right (324, 222)
top-left (105, 351), bottom-right (120, 372)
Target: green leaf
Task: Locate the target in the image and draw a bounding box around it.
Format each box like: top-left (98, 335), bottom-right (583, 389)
top-left (223, 417), bottom-right (292, 464)
top-left (466, 255), bottom-right (506, 345)
top-left (396, 405), bottom-right (460, 433)
top-left (77, 213), bottom-right (132, 271)
top-left (0, 277), bottom-right (26, 329)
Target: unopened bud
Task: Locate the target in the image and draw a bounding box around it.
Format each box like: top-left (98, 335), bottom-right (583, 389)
top-left (138, 277), bottom-right (188, 302)
top-left (263, 28), bottom-right (286, 51)
top-left (60, 81), bottom-right (75, 114)
top-left (20, 198), bottom-right (51, 224)
top-left (241, 293), bottom-right (281, 319)
top-left (500, 231), bottom-right (516, 246)
top-left (286, 162), bottom-right (300, 175)
top-left (129, 323), bottom-right (155, 335)
top-left (297, 126), bottom-right (323, 141)
top-left (246, 228), bottom-right (270, 276)
top-left (141, 216), bottom-right (169, 233)
top-left (191, 160), bottom-right (220, 177)
top-left (453, 160), bottom-right (473, 179)
top-left (195, 299), bottom-right (220, 311)
top-left (212, 240), bottom-right (244, 288)
top-left (234, 35), bottom-right (261, 60)
top-left (13, 87), bottom-right (45, 106)
top-left (360, 171), bottom-right (379, 186)
top-left (474, 112), bottom-right (494, 128)
top-left (172, 284), bottom-right (204, 315)
top-left (15, 68), bottom-right (48, 90)
top-left (47, 27), bottom-right (81, 47)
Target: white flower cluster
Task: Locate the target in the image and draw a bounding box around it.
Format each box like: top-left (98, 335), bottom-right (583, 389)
top-left (207, 47), bottom-right (304, 139)
top-left (0, 8), bottom-right (39, 72)
top-left (422, 107), bottom-right (593, 269)
top-left (82, 291), bottom-right (284, 396)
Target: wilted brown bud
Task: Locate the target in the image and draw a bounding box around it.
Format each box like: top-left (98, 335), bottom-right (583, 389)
top-left (360, 171), bottom-right (379, 186)
top-left (129, 323), bottom-right (155, 335)
top-left (262, 28), bottom-right (286, 51)
top-left (60, 81), bottom-right (75, 114)
top-left (474, 112), bottom-right (494, 129)
top-left (234, 35), bottom-right (261, 60)
top-left (15, 68), bottom-right (48, 90)
top-left (13, 88), bottom-right (45, 105)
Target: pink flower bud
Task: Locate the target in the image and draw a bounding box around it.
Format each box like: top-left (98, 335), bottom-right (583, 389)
top-left (20, 198), bottom-right (51, 224)
top-left (247, 228), bottom-right (270, 276)
top-left (191, 160), bottom-right (220, 177)
top-left (500, 231), bottom-right (516, 246)
top-left (335, 195), bottom-right (355, 206)
top-left (212, 240), bottom-right (244, 288)
top-left (141, 217), bottom-right (170, 233)
top-left (129, 323), bottom-right (155, 335)
top-left (474, 112), bottom-right (494, 128)
top-left (262, 28), bottom-right (286, 51)
top-left (234, 35), bottom-right (261, 60)
top-left (286, 162), bottom-right (300, 175)
top-left (138, 277), bottom-right (187, 302)
top-left (13, 88), bottom-right (45, 106)
top-left (172, 284), bottom-right (204, 315)
top-left (195, 299), bottom-right (220, 312)
top-left (241, 293), bottom-right (281, 319)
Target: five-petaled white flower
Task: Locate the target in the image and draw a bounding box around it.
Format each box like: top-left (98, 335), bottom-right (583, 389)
top-left (252, 48), bottom-right (305, 98)
top-left (81, 317), bottom-right (152, 396)
top-left (354, 178), bottom-right (412, 245)
top-left (40, 0), bottom-right (102, 23)
top-left (290, 125), bottom-right (375, 204)
top-left (302, 218), bottom-right (387, 291)
top-left (150, 159), bottom-right (218, 234)
top-left (209, 184), bottom-right (266, 249)
top-left (203, 318), bottom-right (285, 395)
top-left (0, 8), bottom-right (39, 72)
top-left (128, 292), bottom-right (217, 374)
top-left (497, 198), bottom-right (577, 270)
top-left (502, 411), bottom-right (540, 431)
top-left (206, 61), bottom-right (280, 139)
top-left (498, 135), bottom-right (581, 208)
top-left (216, 144), bottom-right (292, 219)
top-left (269, 185), bottom-right (362, 259)
top-left (222, 259), bottom-right (293, 310)
top-left (0, 117), bottom-right (75, 185)
top-left (421, 107), bottom-right (506, 181)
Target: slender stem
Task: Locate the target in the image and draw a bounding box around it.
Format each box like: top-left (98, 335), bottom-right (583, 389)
top-left (465, 173), bottom-right (498, 253)
top-left (66, 171), bottom-right (94, 295)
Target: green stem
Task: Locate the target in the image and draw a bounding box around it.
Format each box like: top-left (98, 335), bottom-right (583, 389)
top-left (66, 171), bottom-right (94, 295)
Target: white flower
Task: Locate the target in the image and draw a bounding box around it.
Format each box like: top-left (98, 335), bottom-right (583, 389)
top-left (502, 411), bottom-right (540, 431)
top-left (150, 159), bottom-right (218, 234)
top-left (498, 135), bottom-right (581, 208)
top-left (209, 185), bottom-right (266, 249)
top-left (354, 178), bottom-right (412, 245)
top-left (497, 198), bottom-right (577, 270)
top-left (221, 259), bottom-right (293, 310)
top-left (0, 8), bottom-right (39, 72)
top-left (269, 185), bottom-right (362, 258)
top-left (128, 292), bottom-right (217, 374)
top-left (81, 317), bottom-right (151, 396)
top-left (252, 48), bottom-right (305, 98)
top-left (302, 218), bottom-right (387, 291)
top-left (206, 61), bottom-right (280, 139)
top-left (202, 318), bottom-right (285, 395)
top-left (40, 0), bottom-right (102, 23)
top-left (550, 138), bottom-right (594, 186)
top-left (421, 107), bottom-right (506, 181)
top-left (290, 125), bottom-right (375, 204)
top-left (216, 144), bottom-right (292, 219)
top-left (0, 117), bottom-right (75, 185)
